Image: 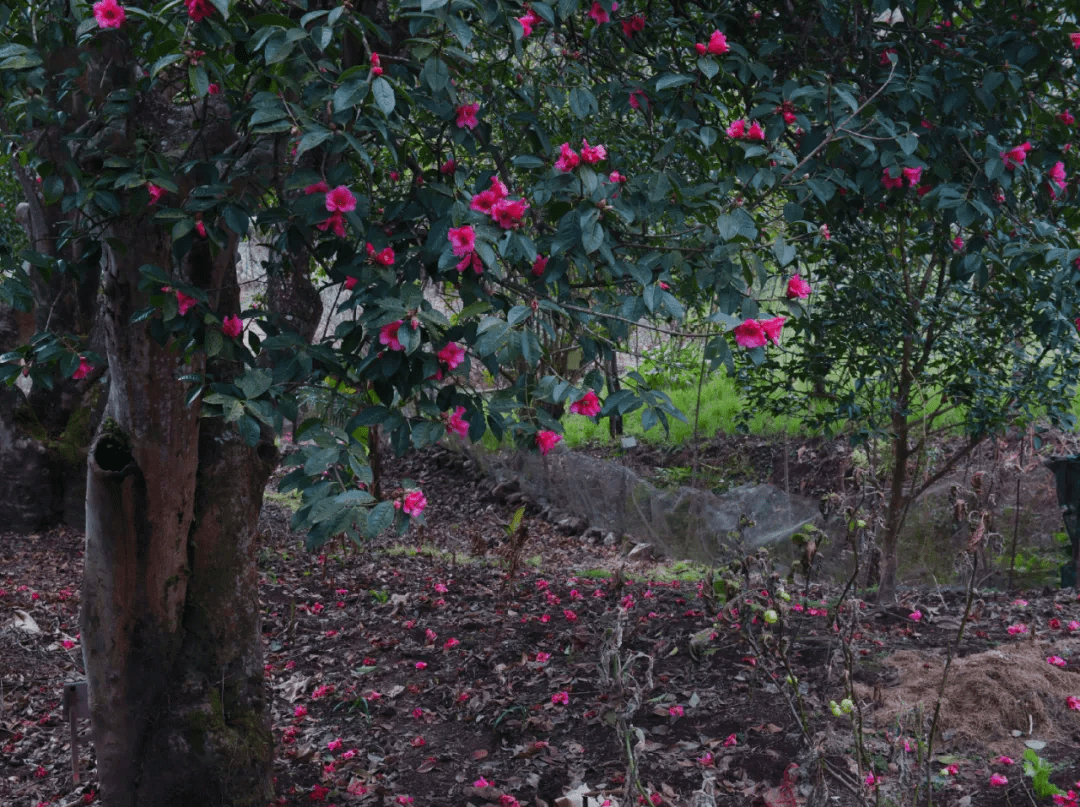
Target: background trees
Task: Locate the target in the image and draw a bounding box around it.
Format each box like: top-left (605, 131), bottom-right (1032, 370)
top-left (1, 0), bottom-right (1078, 804)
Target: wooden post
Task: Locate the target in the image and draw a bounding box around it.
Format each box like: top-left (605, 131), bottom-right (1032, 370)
top-left (62, 680), bottom-right (90, 783)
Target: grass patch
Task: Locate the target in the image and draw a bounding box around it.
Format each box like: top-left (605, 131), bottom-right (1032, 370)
top-left (265, 490), bottom-right (302, 512)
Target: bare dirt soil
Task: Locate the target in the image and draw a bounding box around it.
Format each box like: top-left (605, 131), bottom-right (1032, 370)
top-left (2, 440), bottom-right (1080, 807)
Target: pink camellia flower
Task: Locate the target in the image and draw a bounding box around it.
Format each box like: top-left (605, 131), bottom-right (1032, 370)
top-left (1071, 32), bottom-right (1080, 49)
top-left (1067, 696), bottom-right (1080, 711)
top-left (882, 168), bottom-right (904, 190)
top-left (304, 180), bottom-right (330, 196)
top-left (147, 183), bottom-right (166, 204)
top-left (555, 142), bottom-right (581, 172)
top-left (621, 14), bottom-right (645, 37)
top-left (902, 166), bottom-right (923, 186)
top-left (370, 53), bottom-right (383, 76)
top-left (536, 430), bottom-right (562, 456)
top-left (438, 342), bottom-right (466, 370)
top-left (997, 756), bottom-right (1014, 765)
top-left (366, 243), bottom-right (395, 266)
top-left (910, 610), bottom-right (922, 622)
top-left (1048, 655), bottom-right (1066, 667)
top-left (569, 390), bottom-right (602, 417)
top-left (326, 185), bottom-right (357, 213)
top-left (669, 704), bottom-right (684, 717)
top-left (551, 691), bottom-right (570, 705)
top-left (865, 773), bottom-right (879, 788)
top-left (440, 159), bottom-right (456, 175)
top-left (726, 120), bottom-right (747, 139)
top-left (491, 197), bottom-right (529, 229)
top-left (474, 777), bottom-right (494, 788)
top-left (93, 0), bottom-right (126, 28)
top-left (207, 83), bottom-right (221, 95)
top-left (532, 255), bottom-right (549, 276)
top-left (761, 316), bottom-right (785, 345)
top-left (379, 320), bottom-right (405, 351)
top-left (1007, 623), bottom-right (1027, 635)
top-left (819, 223), bottom-right (831, 240)
top-left (581, 139), bottom-right (607, 164)
top-left (403, 490), bottom-right (427, 517)
top-left (327, 738), bottom-right (343, 751)
top-left (446, 406), bottom-right (469, 438)
top-left (707, 29), bottom-right (729, 55)
top-left (723, 733), bottom-right (737, 747)
top-left (1049, 160), bottom-right (1067, 191)
top-left (186, 0), bottom-right (216, 22)
top-left (1051, 618), bottom-right (1062, 630)
top-left (629, 89), bottom-right (646, 110)
top-left (746, 121), bottom-right (765, 141)
top-left (733, 319), bottom-right (767, 349)
top-left (786, 274), bottom-right (811, 299)
top-left (535, 651), bottom-right (551, 663)
top-left (195, 221), bottom-right (208, 238)
top-left (72, 356), bottom-right (94, 380)
top-left (443, 637), bottom-right (460, 650)
top-left (344, 276), bottom-right (358, 290)
top-left (448, 225), bottom-right (476, 257)
top-left (424, 628), bottom-right (437, 643)
top-left (609, 171), bottom-right (626, 183)
top-left (952, 236), bottom-right (964, 252)
top-left (989, 774), bottom-right (1008, 787)
top-left (695, 43), bottom-right (707, 56)
top-left (1013, 598), bottom-right (1028, 606)
top-left (294, 705), bottom-right (308, 718)
top-left (222, 315), bottom-right (243, 339)
top-left (470, 176), bottom-right (509, 214)
top-left (176, 290), bottom-right (198, 315)
top-left (1060, 110), bottom-right (1076, 125)
top-left (1069, 620), bottom-right (1080, 632)
top-left (456, 103), bottom-right (480, 130)
top-left (1001, 142), bottom-right (1032, 170)
top-left (587, 2), bottom-right (610, 24)
top-left (945, 764), bottom-right (959, 776)
top-left (516, 8), bottom-right (542, 37)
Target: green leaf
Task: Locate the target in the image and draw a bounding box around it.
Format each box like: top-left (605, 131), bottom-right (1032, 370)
top-left (205, 328), bottom-right (224, 358)
top-left (297, 129), bottom-right (332, 156)
top-left (372, 77), bottom-right (395, 115)
top-left (150, 53), bottom-right (185, 80)
top-left (569, 87), bottom-right (597, 119)
top-left (333, 79), bottom-right (369, 112)
top-left (366, 501), bottom-right (395, 537)
top-left (238, 414), bottom-right (261, 447)
top-left (236, 368), bottom-right (272, 399)
top-left (421, 0), bottom-right (448, 9)
top-left (208, 0), bottom-right (230, 20)
top-left (655, 74), bottom-right (695, 92)
top-left (697, 58), bottom-right (719, 80)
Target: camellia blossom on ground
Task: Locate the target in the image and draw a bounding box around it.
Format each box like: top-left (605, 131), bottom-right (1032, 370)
top-left (989, 774), bottom-right (1008, 787)
top-left (551, 690), bottom-right (570, 705)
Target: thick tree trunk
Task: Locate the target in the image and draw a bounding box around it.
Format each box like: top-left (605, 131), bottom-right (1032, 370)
top-left (82, 219), bottom-right (275, 806)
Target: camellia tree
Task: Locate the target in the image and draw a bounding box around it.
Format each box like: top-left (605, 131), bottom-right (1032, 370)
top-left (1, 0), bottom-right (1079, 804)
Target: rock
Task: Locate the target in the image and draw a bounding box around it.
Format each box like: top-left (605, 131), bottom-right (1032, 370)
top-left (602, 532), bottom-right (617, 547)
top-left (556, 516), bottom-right (586, 536)
top-left (627, 542), bottom-right (655, 560)
top-left (583, 526), bottom-right (605, 543)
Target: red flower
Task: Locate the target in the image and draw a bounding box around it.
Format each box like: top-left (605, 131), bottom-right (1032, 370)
top-left (456, 103), bottom-right (480, 130)
top-left (366, 243), bottom-right (395, 266)
top-left (531, 255), bottom-right (549, 276)
top-left (491, 197), bottom-right (529, 229)
top-left (222, 315), bottom-right (243, 338)
top-left (207, 83), bottom-right (221, 95)
top-left (621, 14), bottom-right (645, 37)
top-left (147, 183), bottom-right (166, 204)
top-left (516, 9), bottom-right (542, 37)
top-left (370, 53), bottom-right (383, 76)
top-left (1001, 142), bottom-right (1032, 170)
top-left (73, 356), bottom-right (94, 380)
top-left (440, 159), bottom-right (456, 174)
top-left (317, 211), bottom-right (346, 237)
top-left (1060, 110), bottom-right (1075, 125)
top-left (580, 139), bottom-right (607, 164)
top-left (761, 316), bottom-right (785, 345)
top-left (882, 168), bottom-right (904, 189)
top-left (186, 0), bottom-right (215, 23)
top-left (379, 321), bottom-right (405, 351)
top-left (707, 29), bottom-right (729, 55)
top-left (446, 407), bottom-right (469, 438)
top-left (403, 490), bottom-right (427, 517)
top-left (786, 274), bottom-right (811, 299)
top-left (176, 291), bottom-right (198, 315)
top-left (93, 0), bottom-right (126, 29)
top-left (555, 142), bottom-right (580, 172)
top-left (326, 185), bottom-right (357, 212)
top-left (733, 319), bottom-right (767, 348)
top-left (304, 180), bottom-right (330, 195)
top-left (587, 2), bottom-right (610, 24)
top-left (195, 220), bottom-right (207, 238)
top-left (536, 430), bottom-right (562, 455)
top-left (569, 390), bottom-right (602, 416)
top-left (448, 225), bottom-right (475, 257)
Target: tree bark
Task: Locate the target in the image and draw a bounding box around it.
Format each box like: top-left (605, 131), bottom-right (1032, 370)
top-left (82, 212), bottom-right (275, 806)
top-left (877, 412), bottom-right (910, 604)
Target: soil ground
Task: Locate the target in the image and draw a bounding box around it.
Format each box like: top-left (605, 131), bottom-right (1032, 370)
top-left (2, 438), bottom-right (1080, 807)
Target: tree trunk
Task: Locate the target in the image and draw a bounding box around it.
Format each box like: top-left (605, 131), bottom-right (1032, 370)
top-left (82, 219), bottom-right (275, 806)
top-left (877, 413), bottom-right (910, 604)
